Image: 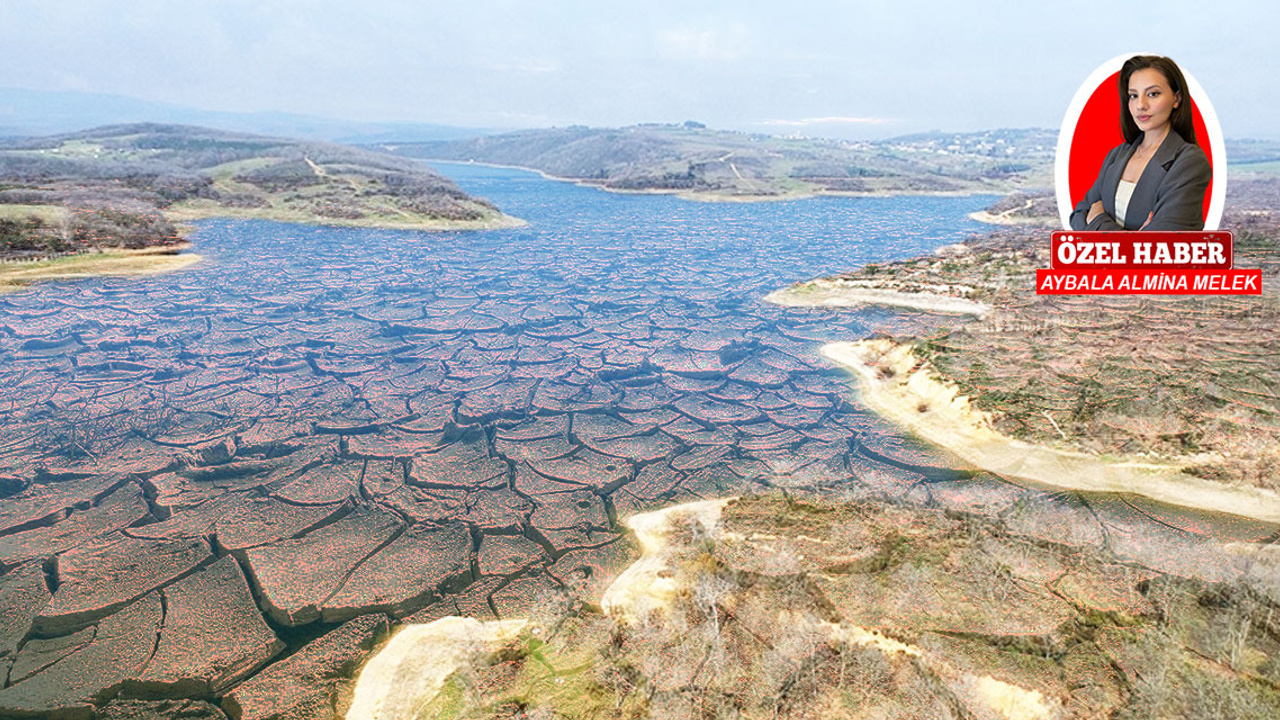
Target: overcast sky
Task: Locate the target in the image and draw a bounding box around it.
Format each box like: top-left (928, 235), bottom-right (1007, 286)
top-left (1, 0), bottom-right (1274, 139)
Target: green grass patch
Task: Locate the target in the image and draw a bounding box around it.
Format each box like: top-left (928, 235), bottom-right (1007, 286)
top-left (206, 156), bottom-right (279, 180)
top-left (0, 204), bottom-right (68, 223)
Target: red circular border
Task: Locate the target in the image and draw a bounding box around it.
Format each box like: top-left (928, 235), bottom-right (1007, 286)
top-left (1068, 71), bottom-right (1214, 221)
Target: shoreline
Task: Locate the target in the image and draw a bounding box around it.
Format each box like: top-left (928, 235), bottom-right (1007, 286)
top-left (0, 244), bottom-right (203, 292)
top-left (966, 209), bottom-right (1054, 226)
top-left (0, 196), bottom-right (527, 290)
top-left (345, 494), bottom-right (1280, 716)
top-left (823, 337), bottom-right (1280, 525)
top-left (764, 282), bottom-right (991, 317)
top-left (426, 159), bottom-right (1012, 204)
top-left (164, 204), bottom-right (527, 232)
top-left (965, 195), bottom-right (1055, 226)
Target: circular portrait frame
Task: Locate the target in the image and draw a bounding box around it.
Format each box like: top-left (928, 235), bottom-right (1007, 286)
top-left (1055, 52), bottom-right (1226, 231)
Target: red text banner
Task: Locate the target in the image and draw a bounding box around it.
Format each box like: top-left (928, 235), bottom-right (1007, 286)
top-left (1050, 231), bottom-right (1233, 270)
top-left (1036, 269), bottom-right (1261, 295)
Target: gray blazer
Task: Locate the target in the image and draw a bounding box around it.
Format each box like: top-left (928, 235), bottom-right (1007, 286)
top-left (1068, 131), bottom-right (1211, 231)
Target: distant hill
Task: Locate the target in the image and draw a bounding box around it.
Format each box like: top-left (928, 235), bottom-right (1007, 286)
top-left (0, 123), bottom-right (515, 257)
top-left (0, 87), bottom-right (493, 143)
top-left (382, 124), bottom-right (1059, 200)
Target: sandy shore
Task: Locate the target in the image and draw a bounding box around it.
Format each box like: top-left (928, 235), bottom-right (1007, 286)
top-left (0, 245), bottom-right (202, 292)
top-left (966, 197), bottom-right (1056, 226)
top-left (967, 209), bottom-right (1053, 226)
top-left (824, 338), bottom-right (1280, 524)
top-left (764, 283), bottom-right (991, 317)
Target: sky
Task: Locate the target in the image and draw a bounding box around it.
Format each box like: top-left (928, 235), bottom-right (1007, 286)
top-left (0, 0), bottom-right (1275, 139)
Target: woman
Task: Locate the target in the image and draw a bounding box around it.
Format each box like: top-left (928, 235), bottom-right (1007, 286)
top-left (1069, 55), bottom-right (1211, 231)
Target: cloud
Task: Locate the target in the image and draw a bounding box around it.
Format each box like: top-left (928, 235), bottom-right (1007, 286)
top-left (657, 21), bottom-right (749, 61)
top-left (492, 111), bottom-right (554, 123)
top-left (488, 60), bottom-right (561, 75)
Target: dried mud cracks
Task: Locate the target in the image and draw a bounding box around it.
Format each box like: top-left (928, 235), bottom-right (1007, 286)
top-left (0, 220), bottom-right (1276, 718)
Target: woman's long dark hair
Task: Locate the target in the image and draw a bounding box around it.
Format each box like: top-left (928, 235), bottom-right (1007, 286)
top-left (1119, 55), bottom-right (1196, 145)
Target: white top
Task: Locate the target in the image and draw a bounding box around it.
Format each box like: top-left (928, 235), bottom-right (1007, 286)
top-left (1115, 180), bottom-right (1136, 227)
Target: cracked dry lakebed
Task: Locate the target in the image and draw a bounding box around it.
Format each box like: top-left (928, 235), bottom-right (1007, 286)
top-left (0, 164), bottom-right (1276, 718)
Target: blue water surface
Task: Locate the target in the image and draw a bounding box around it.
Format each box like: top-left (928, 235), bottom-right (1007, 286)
top-left (2, 165), bottom-right (1258, 601)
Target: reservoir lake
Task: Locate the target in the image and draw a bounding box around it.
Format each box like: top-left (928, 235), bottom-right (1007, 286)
top-left (0, 162), bottom-right (1273, 709)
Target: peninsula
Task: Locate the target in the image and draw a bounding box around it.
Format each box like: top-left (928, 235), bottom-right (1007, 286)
top-left (768, 178), bottom-right (1280, 512)
top-left (382, 124), bottom-right (1056, 201)
top-left (0, 124), bottom-right (519, 289)
top-left (344, 495), bottom-right (1280, 719)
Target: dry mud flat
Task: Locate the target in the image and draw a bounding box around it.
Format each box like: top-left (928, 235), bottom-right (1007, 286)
top-left (348, 496), bottom-right (1280, 719)
top-left (0, 218), bottom-right (956, 718)
top-left (0, 209), bottom-right (1277, 718)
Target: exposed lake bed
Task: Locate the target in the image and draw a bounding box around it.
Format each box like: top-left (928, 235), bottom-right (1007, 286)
top-left (0, 164), bottom-right (1275, 717)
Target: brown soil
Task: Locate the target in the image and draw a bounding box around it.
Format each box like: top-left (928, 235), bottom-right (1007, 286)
top-left (781, 178), bottom-right (1280, 490)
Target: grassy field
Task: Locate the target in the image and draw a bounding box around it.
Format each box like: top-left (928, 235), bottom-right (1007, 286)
top-left (0, 245), bottom-right (201, 292)
top-left (388, 125), bottom-right (1057, 201)
top-left (0, 203), bottom-right (69, 223)
top-left (165, 200), bottom-right (524, 231)
top-left (0, 124), bottom-right (523, 258)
